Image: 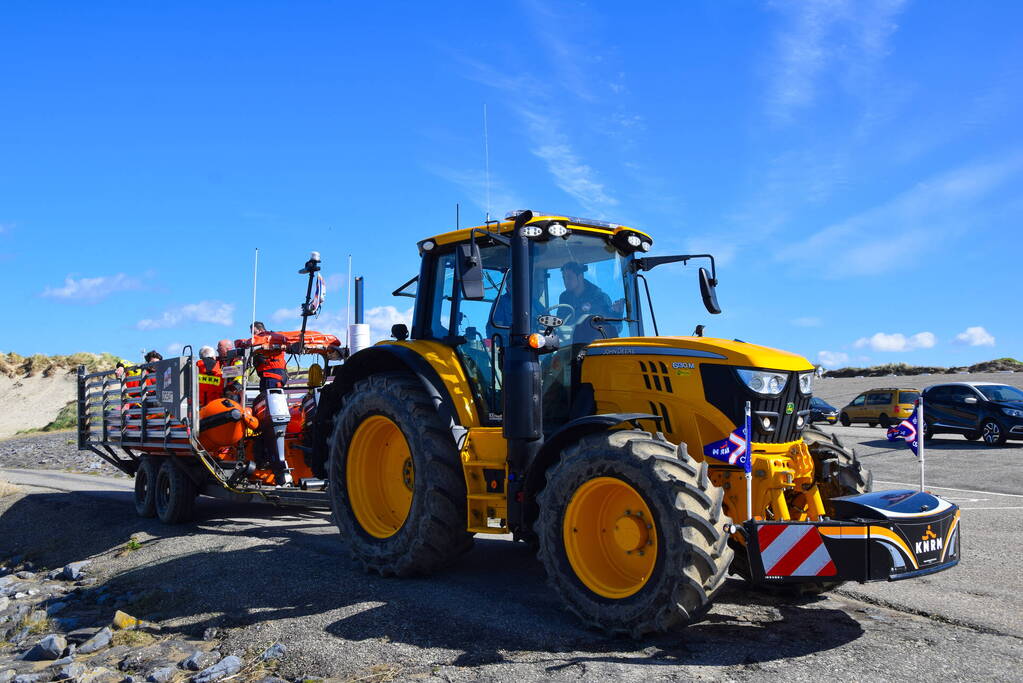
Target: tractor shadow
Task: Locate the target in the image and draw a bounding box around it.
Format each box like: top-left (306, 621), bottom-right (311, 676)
top-left (1, 488), bottom-right (864, 671)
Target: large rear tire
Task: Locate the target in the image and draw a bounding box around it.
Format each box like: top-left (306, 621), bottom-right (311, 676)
top-left (134, 456), bottom-right (159, 518)
top-left (328, 373), bottom-right (473, 577)
top-left (154, 458), bottom-right (196, 524)
top-left (536, 430), bottom-right (733, 637)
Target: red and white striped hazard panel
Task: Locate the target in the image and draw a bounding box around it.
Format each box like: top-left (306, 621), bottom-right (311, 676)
top-left (757, 524), bottom-right (837, 577)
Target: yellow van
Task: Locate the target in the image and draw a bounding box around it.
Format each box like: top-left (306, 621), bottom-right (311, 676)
top-left (839, 387), bottom-right (920, 427)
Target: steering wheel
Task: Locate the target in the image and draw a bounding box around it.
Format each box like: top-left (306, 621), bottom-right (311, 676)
top-left (545, 303), bottom-right (575, 327)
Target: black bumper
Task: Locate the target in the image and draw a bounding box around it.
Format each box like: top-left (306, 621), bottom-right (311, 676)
top-left (743, 490), bottom-right (960, 584)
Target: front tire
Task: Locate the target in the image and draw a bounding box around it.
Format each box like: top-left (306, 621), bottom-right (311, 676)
top-left (536, 430), bottom-right (733, 637)
top-left (328, 373), bottom-right (473, 577)
top-left (879, 414), bottom-right (890, 428)
top-left (839, 413), bottom-right (851, 427)
top-left (981, 419), bottom-right (1007, 446)
top-left (154, 458), bottom-right (196, 524)
top-left (134, 456), bottom-right (159, 518)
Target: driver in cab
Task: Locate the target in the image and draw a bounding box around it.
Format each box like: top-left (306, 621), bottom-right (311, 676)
top-left (558, 261), bottom-right (621, 343)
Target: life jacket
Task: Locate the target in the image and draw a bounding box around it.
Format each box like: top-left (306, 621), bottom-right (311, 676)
top-left (197, 357), bottom-right (223, 406)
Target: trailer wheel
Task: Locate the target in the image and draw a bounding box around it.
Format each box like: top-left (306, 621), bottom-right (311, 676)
top-left (133, 456), bottom-right (159, 518)
top-left (536, 430), bottom-right (733, 637)
top-left (328, 372), bottom-right (473, 577)
top-left (154, 458), bottom-right (197, 524)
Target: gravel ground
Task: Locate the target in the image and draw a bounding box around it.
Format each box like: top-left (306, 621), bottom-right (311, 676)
top-left (1, 373), bottom-right (1021, 681)
top-left (0, 432), bottom-right (124, 478)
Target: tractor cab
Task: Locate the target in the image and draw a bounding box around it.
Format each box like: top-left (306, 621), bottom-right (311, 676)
top-left (404, 210), bottom-right (716, 433)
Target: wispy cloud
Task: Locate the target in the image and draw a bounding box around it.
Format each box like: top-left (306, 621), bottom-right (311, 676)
top-left (42, 273), bottom-right (142, 303)
top-left (427, 165), bottom-right (525, 219)
top-left (776, 154), bottom-right (1023, 277)
top-left (138, 300), bottom-right (235, 330)
top-left (766, 0), bottom-right (907, 124)
top-left (507, 106), bottom-right (619, 215)
top-left (854, 331), bottom-right (936, 352)
top-left (817, 350), bottom-right (849, 367)
top-left (954, 326), bottom-right (995, 347)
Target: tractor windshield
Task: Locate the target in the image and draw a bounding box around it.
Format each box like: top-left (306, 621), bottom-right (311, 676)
top-left (529, 233), bottom-right (643, 343)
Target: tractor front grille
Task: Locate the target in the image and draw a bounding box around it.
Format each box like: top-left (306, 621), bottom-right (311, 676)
top-left (700, 365), bottom-right (811, 444)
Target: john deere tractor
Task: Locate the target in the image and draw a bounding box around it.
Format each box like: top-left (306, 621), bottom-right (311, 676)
top-left (309, 210), bottom-right (960, 636)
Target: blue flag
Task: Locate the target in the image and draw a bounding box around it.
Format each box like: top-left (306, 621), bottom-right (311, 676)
top-left (704, 406), bottom-right (752, 473)
top-left (886, 400), bottom-right (921, 457)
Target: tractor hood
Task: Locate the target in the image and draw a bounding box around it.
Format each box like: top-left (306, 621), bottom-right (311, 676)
top-left (584, 336), bottom-right (814, 372)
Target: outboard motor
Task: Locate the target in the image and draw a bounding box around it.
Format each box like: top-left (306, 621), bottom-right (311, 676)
top-left (263, 388), bottom-right (293, 483)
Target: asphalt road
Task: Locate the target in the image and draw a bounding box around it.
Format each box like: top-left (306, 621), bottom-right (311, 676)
top-left (3, 417), bottom-right (1022, 682)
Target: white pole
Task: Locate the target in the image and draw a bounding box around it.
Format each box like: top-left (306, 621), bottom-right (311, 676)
top-left (745, 400), bottom-right (753, 521)
top-left (918, 397), bottom-right (925, 492)
top-left (345, 253), bottom-right (352, 349)
top-left (241, 248), bottom-right (258, 410)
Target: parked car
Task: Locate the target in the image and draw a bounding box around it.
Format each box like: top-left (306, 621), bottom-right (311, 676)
top-left (839, 387), bottom-right (920, 427)
top-left (921, 382), bottom-right (1023, 446)
top-left (809, 397), bottom-right (838, 425)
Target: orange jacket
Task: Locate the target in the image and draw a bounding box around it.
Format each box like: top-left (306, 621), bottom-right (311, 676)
top-left (197, 357), bottom-right (223, 406)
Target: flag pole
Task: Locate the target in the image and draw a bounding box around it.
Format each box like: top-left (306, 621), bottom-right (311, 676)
top-left (745, 400), bottom-right (753, 521)
top-left (918, 397), bottom-right (925, 492)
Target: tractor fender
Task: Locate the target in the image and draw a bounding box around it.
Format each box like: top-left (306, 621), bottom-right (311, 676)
top-left (318, 345), bottom-right (467, 451)
top-left (521, 412), bottom-right (662, 528)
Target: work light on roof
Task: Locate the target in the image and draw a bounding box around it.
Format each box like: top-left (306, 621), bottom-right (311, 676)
top-left (521, 225), bottom-right (543, 238)
top-left (547, 223), bottom-right (568, 237)
top-left (421, 240), bottom-right (435, 251)
top-left (627, 234), bottom-right (641, 247)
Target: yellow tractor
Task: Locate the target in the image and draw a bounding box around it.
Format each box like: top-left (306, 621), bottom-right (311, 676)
top-left (308, 210), bottom-right (960, 636)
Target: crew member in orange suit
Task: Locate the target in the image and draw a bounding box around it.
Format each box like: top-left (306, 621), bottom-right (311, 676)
top-left (196, 346), bottom-right (223, 406)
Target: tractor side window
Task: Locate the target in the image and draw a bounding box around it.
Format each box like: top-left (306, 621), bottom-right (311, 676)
top-left (454, 265), bottom-right (507, 419)
top-left (429, 254), bottom-right (457, 339)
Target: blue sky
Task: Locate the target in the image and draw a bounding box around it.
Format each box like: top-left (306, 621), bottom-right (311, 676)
top-left (1, 1), bottom-right (1019, 368)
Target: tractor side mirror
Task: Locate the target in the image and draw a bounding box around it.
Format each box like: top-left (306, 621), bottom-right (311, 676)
top-left (458, 243), bottom-right (485, 301)
top-left (699, 267), bottom-right (721, 314)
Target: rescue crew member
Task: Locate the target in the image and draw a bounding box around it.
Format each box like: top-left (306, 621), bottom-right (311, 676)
top-left (217, 339), bottom-right (245, 402)
top-left (249, 321), bottom-right (289, 390)
top-left (196, 346), bottom-right (223, 406)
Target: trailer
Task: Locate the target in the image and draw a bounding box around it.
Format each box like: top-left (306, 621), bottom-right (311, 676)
top-left (76, 339), bottom-right (349, 522)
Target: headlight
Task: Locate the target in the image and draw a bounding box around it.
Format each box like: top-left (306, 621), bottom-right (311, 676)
top-left (798, 371), bottom-right (813, 394)
top-left (1003, 407), bottom-right (1023, 418)
top-left (737, 369), bottom-right (788, 395)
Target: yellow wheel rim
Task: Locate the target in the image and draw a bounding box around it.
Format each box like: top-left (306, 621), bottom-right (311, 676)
top-left (346, 415), bottom-right (414, 539)
top-left (563, 476), bottom-right (657, 599)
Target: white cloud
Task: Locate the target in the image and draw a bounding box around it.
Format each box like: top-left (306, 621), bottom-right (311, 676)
top-left (766, 0), bottom-right (907, 123)
top-left (138, 300), bottom-right (235, 330)
top-left (42, 273), bottom-right (142, 303)
top-left (853, 331), bottom-right (936, 352)
top-left (364, 306), bottom-right (413, 343)
top-left (817, 350), bottom-right (849, 368)
top-left (166, 341), bottom-right (185, 355)
top-left (792, 317), bottom-right (822, 327)
top-left (294, 305), bottom-right (412, 347)
top-left (271, 307), bottom-right (299, 325)
top-left (776, 154), bottom-right (1023, 277)
top-left (954, 326), bottom-right (995, 347)
top-left (520, 108), bottom-right (618, 215)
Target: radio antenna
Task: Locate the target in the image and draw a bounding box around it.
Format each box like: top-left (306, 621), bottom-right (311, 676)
top-left (483, 104), bottom-right (491, 223)
top-left (456, 203), bottom-right (460, 230)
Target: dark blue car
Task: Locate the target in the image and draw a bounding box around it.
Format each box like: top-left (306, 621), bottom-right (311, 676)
top-left (922, 382), bottom-right (1023, 446)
